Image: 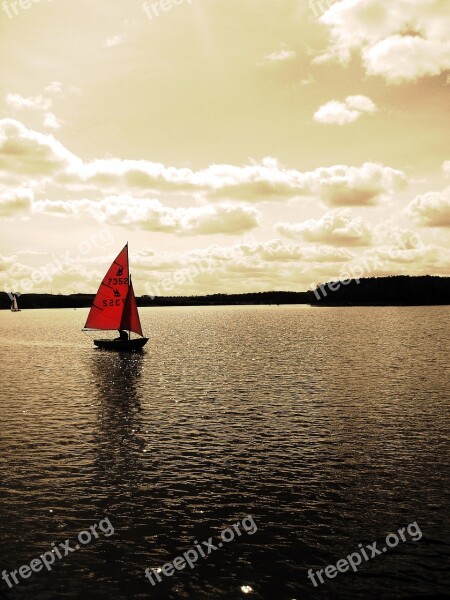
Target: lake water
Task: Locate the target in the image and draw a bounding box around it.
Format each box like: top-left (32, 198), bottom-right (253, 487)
top-left (0, 306), bottom-right (449, 599)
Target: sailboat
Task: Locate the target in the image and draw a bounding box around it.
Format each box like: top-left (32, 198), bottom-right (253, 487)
top-left (83, 243), bottom-right (149, 351)
top-left (8, 292), bottom-right (21, 312)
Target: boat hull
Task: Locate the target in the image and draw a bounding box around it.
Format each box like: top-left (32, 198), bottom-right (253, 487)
top-left (93, 337), bottom-right (149, 351)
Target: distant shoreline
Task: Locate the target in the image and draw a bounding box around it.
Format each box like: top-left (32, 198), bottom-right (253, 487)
top-left (1, 276), bottom-right (450, 309)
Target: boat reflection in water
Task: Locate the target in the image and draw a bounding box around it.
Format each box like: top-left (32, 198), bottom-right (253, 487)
top-left (87, 351), bottom-right (152, 592)
top-left (89, 350), bottom-right (145, 501)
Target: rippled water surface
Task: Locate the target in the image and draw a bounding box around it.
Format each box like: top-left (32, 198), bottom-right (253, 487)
top-left (0, 306), bottom-right (449, 599)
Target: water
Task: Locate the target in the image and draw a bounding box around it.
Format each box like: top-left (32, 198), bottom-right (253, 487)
top-left (0, 306), bottom-right (449, 599)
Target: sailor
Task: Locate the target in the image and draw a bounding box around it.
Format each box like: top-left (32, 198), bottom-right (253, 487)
top-left (115, 330), bottom-right (129, 341)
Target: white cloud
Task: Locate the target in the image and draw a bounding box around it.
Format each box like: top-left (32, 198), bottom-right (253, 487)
top-left (363, 244), bottom-right (450, 275)
top-left (132, 238), bottom-right (355, 296)
top-left (0, 253), bottom-right (17, 273)
top-left (43, 113), bottom-right (63, 129)
top-left (316, 0), bottom-right (450, 83)
top-left (0, 237), bottom-right (354, 295)
top-left (443, 161), bottom-right (450, 176)
top-left (373, 224), bottom-right (424, 251)
top-left (67, 158), bottom-right (408, 205)
top-left (44, 82), bottom-right (64, 95)
top-left (314, 95), bottom-right (377, 125)
top-left (238, 238), bottom-right (353, 262)
top-left (105, 34), bottom-right (125, 48)
top-left (0, 188), bottom-right (33, 217)
top-left (5, 87), bottom-right (67, 133)
top-left (0, 120), bottom-right (407, 207)
top-left (6, 93), bottom-right (52, 112)
top-left (44, 82), bottom-right (81, 97)
top-left (362, 34), bottom-right (450, 83)
top-left (2, 231), bottom-right (448, 295)
top-left (0, 119), bottom-right (81, 179)
top-left (407, 187), bottom-right (450, 227)
top-left (310, 162), bottom-right (406, 206)
top-left (263, 48), bottom-right (296, 63)
top-left (33, 196), bottom-right (261, 235)
top-left (276, 210), bottom-right (373, 246)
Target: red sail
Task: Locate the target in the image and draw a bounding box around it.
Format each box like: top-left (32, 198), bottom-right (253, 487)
top-left (84, 245), bottom-right (130, 331)
top-left (120, 280), bottom-right (144, 337)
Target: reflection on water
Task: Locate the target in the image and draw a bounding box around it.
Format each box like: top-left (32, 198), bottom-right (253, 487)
top-left (0, 306), bottom-right (449, 599)
top-left (91, 352), bottom-right (144, 505)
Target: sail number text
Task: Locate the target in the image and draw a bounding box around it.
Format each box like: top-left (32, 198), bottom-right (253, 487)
top-left (102, 298), bottom-right (126, 307)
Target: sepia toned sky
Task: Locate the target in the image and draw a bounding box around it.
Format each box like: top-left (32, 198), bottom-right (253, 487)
top-left (1, 0), bottom-right (449, 296)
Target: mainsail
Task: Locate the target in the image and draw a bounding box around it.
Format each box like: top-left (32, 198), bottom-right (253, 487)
top-left (84, 244), bottom-right (143, 337)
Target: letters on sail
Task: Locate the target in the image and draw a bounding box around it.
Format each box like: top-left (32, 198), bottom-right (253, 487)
top-left (84, 244), bottom-right (143, 337)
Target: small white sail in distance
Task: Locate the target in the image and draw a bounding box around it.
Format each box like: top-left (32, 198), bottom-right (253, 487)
top-left (8, 292), bottom-right (21, 311)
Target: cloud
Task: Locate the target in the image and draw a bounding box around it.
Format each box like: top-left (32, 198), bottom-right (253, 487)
top-left (104, 34), bottom-right (125, 48)
top-left (132, 238), bottom-right (354, 297)
top-left (238, 238), bottom-right (353, 262)
top-left (362, 34), bottom-right (450, 83)
top-left (0, 236), bottom-right (354, 295)
top-left (33, 196), bottom-right (261, 235)
top-left (0, 188), bottom-right (33, 217)
top-left (373, 224), bottom-right (424, 250)
top-left (67, 157), bottom-right (407, 205)
top-left (310, 162), bottom-right (406, 206)
top-left (276, 210), bottom-right (373, 246)
top-left (0, 258), bottom-right (107, 295)
top-left (44, 82), bottom-right (64, 95)
top-left (6, 93), bottom-right (52, 112)
top-left (43, 113), bottom-right (63, 129)
top-left (0, 253), bottom-right (16, 273)
top-left (316, 0), bottom-right (450, 83)
top-left (313, 95), bottom-right (378, 125)
top-left (0, 119), bottom-right (80, 179)
top-left (0, 120), bottom-right (407, 208)
top-left (44, 82), bottom-right (81, 97)
top-left (5, 87), bottom-right (68, 132)
top-left (443, 161), bottom-right (450, 176)
top-left (3, 233), bottom-right (448, 295)
top-left (263, 48), bottom-right (296, 63)
top-left (406, 187), bottom-right (450, 227)
top-left (362, 244), bottom-right (450, 275)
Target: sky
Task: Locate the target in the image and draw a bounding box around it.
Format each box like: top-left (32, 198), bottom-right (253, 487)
top-left (0, 0), bottom-right (449, 296)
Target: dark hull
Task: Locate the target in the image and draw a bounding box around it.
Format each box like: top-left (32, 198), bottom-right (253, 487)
top-left (93, 338), bottom-right (149, 351)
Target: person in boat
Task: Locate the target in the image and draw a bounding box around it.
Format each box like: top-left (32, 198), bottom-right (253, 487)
top-left (115, 329), bottom-right (129, 341)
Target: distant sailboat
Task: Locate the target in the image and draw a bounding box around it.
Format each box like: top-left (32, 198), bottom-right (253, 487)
top-left (83, 243), bottom-right (149, 351)
top-left (8, 292), bottom-right (21, 312)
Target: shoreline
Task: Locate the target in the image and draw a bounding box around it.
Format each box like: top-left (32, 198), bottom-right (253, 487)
top-left (2, 276), bottom-right (450, 309)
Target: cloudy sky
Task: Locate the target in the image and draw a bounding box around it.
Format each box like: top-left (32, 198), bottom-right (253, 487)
top-left (1, 0), bottom-right (449, 296)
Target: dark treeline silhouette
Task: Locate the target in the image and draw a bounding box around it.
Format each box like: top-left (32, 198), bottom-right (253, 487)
top-left (311, 275), bottom-right (450, 305)
top-left (0, 291), bottom-right (313, 309)
top-left (1, 276), bottom-right (449, 309)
